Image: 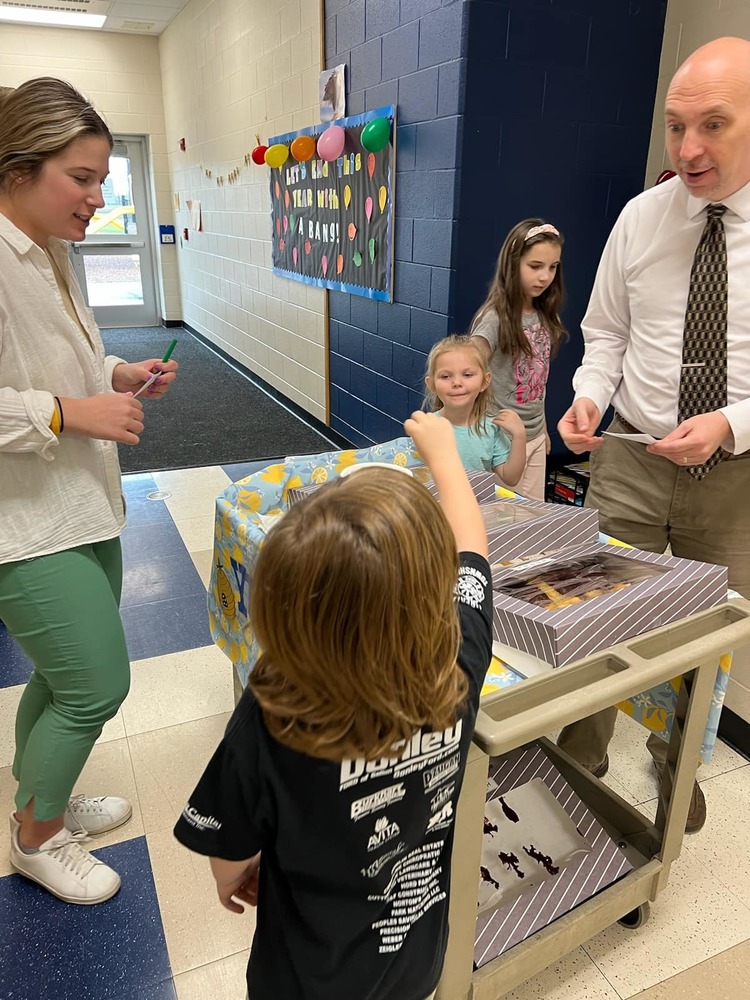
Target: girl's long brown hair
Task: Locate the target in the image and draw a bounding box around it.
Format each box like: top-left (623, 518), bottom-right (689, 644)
top-left (470, 218), bottom-right (567, 362)
top-left (249, 470), bottom-right (467, 761)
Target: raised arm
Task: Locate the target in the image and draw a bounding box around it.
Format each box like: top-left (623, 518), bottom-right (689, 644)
top-left (404, 411), bottom-right (488, 558)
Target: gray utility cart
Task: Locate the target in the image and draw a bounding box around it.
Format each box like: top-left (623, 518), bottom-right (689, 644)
top-left (436, 599), bottom-right (750, 1000)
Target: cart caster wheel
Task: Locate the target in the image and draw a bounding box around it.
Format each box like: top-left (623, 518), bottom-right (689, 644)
top-left (618, 902), bottom-right (650, 929)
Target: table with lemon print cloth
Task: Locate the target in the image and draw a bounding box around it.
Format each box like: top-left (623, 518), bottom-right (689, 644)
top-left (208, 437), bottom-right (734, 763)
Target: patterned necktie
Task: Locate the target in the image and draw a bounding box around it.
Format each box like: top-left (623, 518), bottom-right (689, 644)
top-left (678, 203), bottom-right (728, 479)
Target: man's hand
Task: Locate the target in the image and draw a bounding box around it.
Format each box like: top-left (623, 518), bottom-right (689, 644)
top-left (112, 359), bottom-right (178, 398)
top-left (647, 412), bottom-right (733, 466)
top-left (558, 399), bottom-right (603, 454)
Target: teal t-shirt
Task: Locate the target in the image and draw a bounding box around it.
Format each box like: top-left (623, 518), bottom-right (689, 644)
top-left (449, 419), bottom-right (511, 473)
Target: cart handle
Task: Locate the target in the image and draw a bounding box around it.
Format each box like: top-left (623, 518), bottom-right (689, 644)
top-left (473, 599), bottom-right (750, 757)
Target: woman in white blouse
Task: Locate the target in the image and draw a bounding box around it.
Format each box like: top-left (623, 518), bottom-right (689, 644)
top-left (0, 78), bottom-right (177, 904)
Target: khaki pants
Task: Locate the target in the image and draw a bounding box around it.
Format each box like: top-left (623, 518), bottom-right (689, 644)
top-left (557, 416), bottom-right (750, 769)
top-left (498, 431), bottom-right (547, 501)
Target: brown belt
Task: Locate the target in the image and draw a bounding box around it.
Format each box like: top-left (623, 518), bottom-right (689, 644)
top-left (613, 412), bottom-right (645, 436)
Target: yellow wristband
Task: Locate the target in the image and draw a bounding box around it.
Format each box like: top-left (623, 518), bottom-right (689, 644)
top-left (49, 398), bottom-right (62, 435)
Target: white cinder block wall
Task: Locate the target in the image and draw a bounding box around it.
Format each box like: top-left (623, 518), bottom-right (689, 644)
top-left (0, 24), bottom-right (180, 323)
top-left (645, 0), bottom-right (750, 724)
top-left (158, 0), bottom-right (327, 422)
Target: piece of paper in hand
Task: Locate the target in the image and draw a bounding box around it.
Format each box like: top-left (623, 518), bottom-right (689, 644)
top-left (603, 430), bottom-right (658, 445)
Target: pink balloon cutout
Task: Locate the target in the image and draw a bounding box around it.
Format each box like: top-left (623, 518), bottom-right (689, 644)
top-left (322, 255), bottom-right (328, 276)
top-left (365, 197), bottom-right (373, 222)
top-left (292, 246), bottom-right (298, 266)
top-left (283, 215), bottom-right (288, 233)
top-left (317, 124), bottom-right (345, 162)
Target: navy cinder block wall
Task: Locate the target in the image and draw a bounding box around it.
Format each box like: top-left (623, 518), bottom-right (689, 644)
top-left (324, 0), bottom-right (667, 449)
top-left (326, 0), bottom-right (467, 447)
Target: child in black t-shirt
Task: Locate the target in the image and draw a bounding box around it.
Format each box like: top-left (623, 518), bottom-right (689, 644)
top-left (174, 412), bottom-right (493, 1000)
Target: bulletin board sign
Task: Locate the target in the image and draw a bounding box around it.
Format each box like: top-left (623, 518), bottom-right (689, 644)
top-left (269, 105), bottom-right (395, 301)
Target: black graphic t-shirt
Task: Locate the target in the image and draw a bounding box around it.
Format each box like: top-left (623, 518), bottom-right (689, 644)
top-left (174, 552), bottom-right (492, 1000)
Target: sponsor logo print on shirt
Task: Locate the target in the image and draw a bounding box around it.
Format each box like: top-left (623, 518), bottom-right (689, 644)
top-left (455, 565), bottom-right (487, 609)
top-left (368, 815), bottom-right (401, 852)
top-left (426, 800), bottom-right (454, 832)
top-left (429, 781), bottom-right (455, 813)
top-left (423, 752), bottom-right (460, 792)
top-left (339, 720), bottom-right (463, 790)
top-left (361, 842), bottom-right (407, 879)
top-left (351, 782), bottom-right (406, 821)
top-left (181, 805), bottom-right (222, 832)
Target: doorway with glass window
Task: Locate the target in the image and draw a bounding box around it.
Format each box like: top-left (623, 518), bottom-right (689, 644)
top-left (69, 135), bottom-right (159, 328)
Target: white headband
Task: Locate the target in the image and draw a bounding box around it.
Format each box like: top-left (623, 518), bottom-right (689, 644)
top-left (525, 224), bottom-right (559, 241)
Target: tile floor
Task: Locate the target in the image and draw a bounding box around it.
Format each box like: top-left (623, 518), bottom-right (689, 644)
top-left (0, 462), bottom-right (749, 999)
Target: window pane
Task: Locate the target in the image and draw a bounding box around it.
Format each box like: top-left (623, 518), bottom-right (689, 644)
top-left (83, 254), bottom-right (144, 307)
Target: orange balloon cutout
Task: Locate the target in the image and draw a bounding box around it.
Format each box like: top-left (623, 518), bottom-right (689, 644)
top-left (274, 180), bottom-right (280, 200)
top-left (379, 186), bottom-right (387, 213)
top-left (275, 218), bottom-right (281, 235)
top-left (344, 184), bottom-right (351, 209)
top-left (348, 222), bottom-right (357, 241)
top-left (367, 153), bottom-right (376, 179)
top-left (290, 135), bottom-right (316, 162)
top-left (284, 189), bottom-right (290, 209)
top-left (322, 255), bottom-right (328, 277)
top-left (336, 254), bottom-right (344, 274)
top-left (304, 240), bottom-right (312, 255)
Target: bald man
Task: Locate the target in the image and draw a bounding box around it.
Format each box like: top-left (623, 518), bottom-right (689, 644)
top-left (556, 37), bottom-right (750, 833)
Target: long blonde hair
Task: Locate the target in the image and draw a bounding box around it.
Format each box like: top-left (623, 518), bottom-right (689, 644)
top-left (470, 218), bottom-right (567, 362)
top-left (0, 78), bottom-right (112, 192)
top-left (249, 470), bottom-right (466, 761)
top-left (423, 335), bottom-right (495, 434)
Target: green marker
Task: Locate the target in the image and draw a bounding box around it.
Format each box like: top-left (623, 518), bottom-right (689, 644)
top-left (161, 338), bottom-right (178, 364)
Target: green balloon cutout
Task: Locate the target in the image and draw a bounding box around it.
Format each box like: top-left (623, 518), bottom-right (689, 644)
top-left (353, 250), bottom-right (363, 267)
top-left (290, 214), bottom-right (296, 234)
top-left (368, 238), bottom-right (376, 263)
top-left (361, 117), bottom-right (391, 153)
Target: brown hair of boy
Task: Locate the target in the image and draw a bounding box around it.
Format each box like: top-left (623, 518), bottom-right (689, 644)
top-left (249, 469), bottom-right (467, 760)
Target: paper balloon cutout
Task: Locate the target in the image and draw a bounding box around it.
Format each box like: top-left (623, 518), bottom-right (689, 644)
top-left (275, 218), bottom-right (281, 235)
top-left (251, 144), bottom-right (268, 165)
top-left (348, 222), bottom-right (357, 241)
top-left (265, 143), bottom-right (289, 168)
top-left (353, 250), bottom-right (363, 267)
top-left (368, 238), bottom-right (376, 263)
top-left (290, 135), bottom-right (316, 162)
top-left (361, 117), bottom-right (390, 153)
top-left (344, 184), bottom-right (351, 209)
top-left (336, 254), bottom-right (344, 274)
top-left (274, 180), bottom-right (280, 200)
top-left (279, 238), bottom-right (285, 251)
top-left (317, 124), bottom-right (345, 161)
top-left (290, 214), bottom-right (296, 234)
top-left (284, 189), bottom-right (290, 209)
top-left (367, 153), bottom-right (375, 180)
top-left (283, 215), bottom-right (288, 233)
top-left (378, 186), bottom-right (387, 213)
top-left (304, 240), bottom-right (312, 255)
top-left (365, 197), bottom-right (373, 222)
top-left (292, 247), bottom-right (298, 266)
top-left (322, 255), bottom-right (328, 277)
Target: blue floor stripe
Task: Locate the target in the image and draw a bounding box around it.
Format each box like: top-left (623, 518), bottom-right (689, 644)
top-left (0, 836), bottom-right (174, 1000)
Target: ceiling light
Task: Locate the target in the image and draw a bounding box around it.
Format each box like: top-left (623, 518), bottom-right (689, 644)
top-left (0, 6), bottom-right (107, 28)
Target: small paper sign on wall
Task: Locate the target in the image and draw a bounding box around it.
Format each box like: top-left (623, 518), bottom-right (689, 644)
top-left (268, 106), bottom-right (395, 301)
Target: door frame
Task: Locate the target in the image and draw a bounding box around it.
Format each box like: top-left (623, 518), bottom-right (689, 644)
top-left (70, 135), bottom-right (159, 328)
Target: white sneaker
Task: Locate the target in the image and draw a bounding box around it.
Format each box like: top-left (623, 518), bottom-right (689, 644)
top-left (10, 818), bottom-right (121, 904)
top-left (65, 794), bottom-right (133, 836)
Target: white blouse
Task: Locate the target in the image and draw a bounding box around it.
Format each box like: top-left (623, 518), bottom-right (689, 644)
top-left (0, 213), bottom-right (126, 564)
